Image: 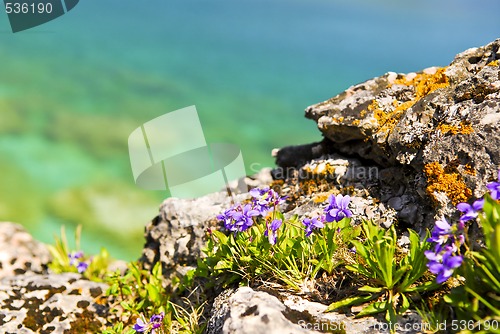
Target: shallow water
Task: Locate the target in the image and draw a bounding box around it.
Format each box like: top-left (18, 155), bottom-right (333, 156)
top-left (0, 0), bottom-right (499, 260)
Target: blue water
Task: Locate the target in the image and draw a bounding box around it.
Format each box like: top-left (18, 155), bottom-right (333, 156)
top-left (1, 0), bottom-right (499, 260)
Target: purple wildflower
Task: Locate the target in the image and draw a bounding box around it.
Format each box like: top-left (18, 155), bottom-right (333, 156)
top-left (217, 208), bottom-right (236, 231)
top-left (249, 187), bottom-right (286, 215)
top-left (324, 194), bottom-right (352, 222)
top-left (217, 203), bottom-right (260, 233)
top-left (68, 251), bottom-right (84, 266)
top-left (76, 261), bottom-right (89, 274)
top-left (427, 218), bottom-right (453, 245)
top-left (303, 216), bottom-right (325, 237)
top-left (456, 199), bottom-right (484, 222)
top-left (264, 219), bottom-right (283, 245)
top-left (486, 170), bottom-right (500, 200)
top-left (425, 249), bottom-right (463, 284)
top-left (133, 312), bottom-right (164, 333)
top-left (427, 217), bottom-right (464, 252)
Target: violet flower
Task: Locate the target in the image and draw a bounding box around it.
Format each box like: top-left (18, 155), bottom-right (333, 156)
top-left (427, 218), bottom-right (453, 245)
top-left (425, 249), bottom-right (463, 284)
top-left (68, 251), bottom-right (84, 266)
top-left (486, 170), bottom-right (500, 200)
top-left (264, 219), bottom-right (283, 245)
top-left (324, 194), bottom-right (352, 223)
top-left (76, 262), bottom-right (89, 274)
top-left (456, 199), bottom-right (484, 222)
top-left (250, 187), bottom-right (286, 215)
top-left (133, 312), bottom-right (164, 333)
top-left (217, 203), bottom-right (260, 233)
top-left (303, 216), bottom-right (325, 237)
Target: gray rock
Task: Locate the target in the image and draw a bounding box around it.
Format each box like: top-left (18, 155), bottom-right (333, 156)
top-left (207, 287), bottom-right (423, 334)
top-left (0, 272), bottom-right (109, 333)
top-left (140, 191), bottom-right (250, 273)
top-left (0, 222), bottom-right (51, 278)
top-left (278, 39), bottom-right (500, 228)
top-left (207, 287), bottom-right (317, 334)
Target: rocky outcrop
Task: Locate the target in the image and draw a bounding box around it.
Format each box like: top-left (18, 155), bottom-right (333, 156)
top-left (0, 273), bottom-right (109, 334)
top-left (140, 168), bottom-right (273, 274)
top-left (206, 287), bottom-right (422, 334)
top-left (138, 39), bottom-right (500, 334)
top-left (3, 40), bottom-right (499, 334)
top-left (277, 38), bottom-right (500, 225)
top-left (0, 222), bottom-right (51, 278)
top-left (0, 223), bottom-right (110, 333)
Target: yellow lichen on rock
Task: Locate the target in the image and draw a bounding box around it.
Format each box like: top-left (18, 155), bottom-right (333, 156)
top-left (487, 59), bottom-right (499, 67)
top-left (393, 67), bottom-right (449, 101)
top-left (423, 161), bottom-right (472, 205)
top-left (463, 164), bottom-right (476, 176)
top-left (367, 68), bottom-right (450, 140)
top-left (436, 122), bottom-right (474, 135)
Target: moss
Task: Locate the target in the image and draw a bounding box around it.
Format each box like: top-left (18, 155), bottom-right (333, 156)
top-left (423, 162), bottom-right (472, 205)
top-left (487, 59), bottom-right (499, 67)
top-left (436, 122), bottom-right (474, 135)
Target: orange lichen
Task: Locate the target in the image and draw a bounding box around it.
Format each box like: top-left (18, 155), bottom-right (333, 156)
top-left (370, 100), bottom-right (404, 137)
top-left (463, 164), bottom-right (476, 176)
top-left (424, 162), bottom-right (472, 205)
top-left (368, 68), bottom-right (450, 140)
top-left (313, 193), bottom-right (330, 203)
top-left (487, 60), bottom-right (499, 67)
top-left (436, 122), bottom-right (474, 135)
top-left (393, 67), bottom-right (449, 100)
top-left (303, 163), bottom-right (337, 177)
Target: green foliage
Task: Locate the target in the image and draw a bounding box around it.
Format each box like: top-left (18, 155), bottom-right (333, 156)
top-left (443, 195), bottom-right (500, 331)
top-left (326, 221), bottom-right (436, 329)
top-left (47, 224), bottom-right (110, 281)
top-left (105, 261), bottom-right (204, 333)
top-left (197, 213), bottom-right (358, 291)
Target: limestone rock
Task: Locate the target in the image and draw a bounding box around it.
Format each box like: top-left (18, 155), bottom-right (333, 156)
top-left (280, 39), bottom-right (500, 225)
top-left (0, 272), bottom-right (109, 333)
top-left (207, 287), bottom-right (422, 334)
top-left (0, 222), bottom-right (51, 278)
top-left (207, 287), bottom-right (316, 334)
top-left (140, 191), bottom-right (249, 273)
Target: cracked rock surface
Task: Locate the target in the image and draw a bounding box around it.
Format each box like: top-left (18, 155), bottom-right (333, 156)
top-left (0, 223), bottom-right (110, 334)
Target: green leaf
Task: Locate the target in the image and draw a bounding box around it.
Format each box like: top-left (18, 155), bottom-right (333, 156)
top-left (358, 285), bottom-right (384, 293)
top-left (356, 300), bottom-right (389, 317)
top-left (146, 284), bottom-right (159, 302)
top-left (326, 295), bottom-right (377, 312)
top-left (212, 231), bottom-right (228, 245)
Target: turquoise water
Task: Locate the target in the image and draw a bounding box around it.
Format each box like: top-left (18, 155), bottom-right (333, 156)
top-left (1, 0), bottom-right (499, 260)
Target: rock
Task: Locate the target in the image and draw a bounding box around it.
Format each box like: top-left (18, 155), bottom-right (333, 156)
top-left (207, 287), bottom-right (422, 334)
top-left (277, 39), bottom-right (500, 227)
top-left (0, 272), bottom-right (109, 333)
top-left (0, 222), bottom-right (51, 278)
top-left (207, 287), bottom-right (316, 334)
top-left (140, 191), bottom-right (250, 274)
